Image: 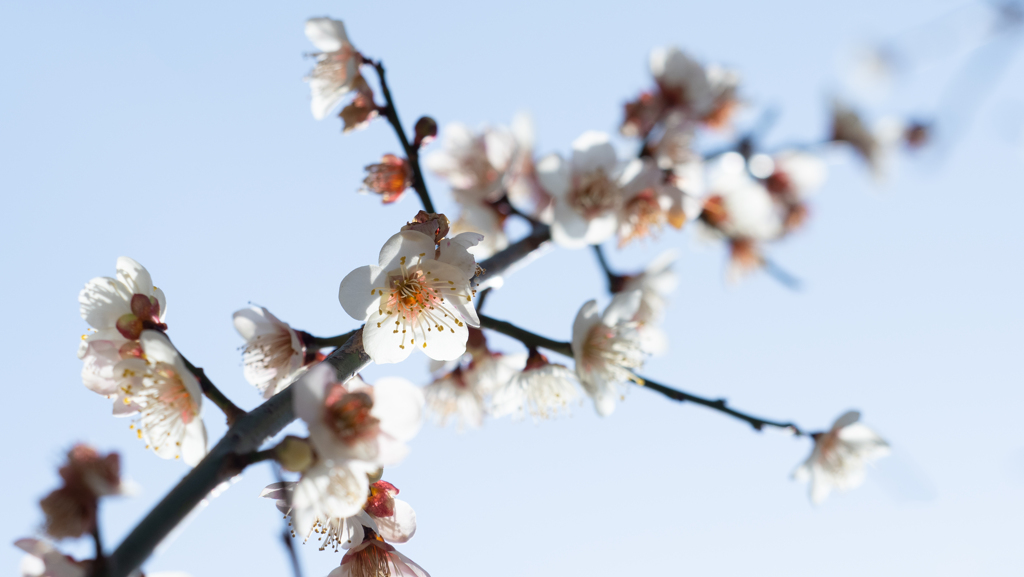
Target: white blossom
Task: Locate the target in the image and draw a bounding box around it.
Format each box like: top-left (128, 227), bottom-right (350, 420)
top-left (113, 330), bottom-right (207, 466)
top-left (491, 351), bottom-right (578, 420)
top-left (305, 18), bottom-right (361, 120)
top-left (571, 291), bottom-right (646, 416)
top-left (233, 306), bottom-right (308, 398)
top-left (793, 411), bottom-right (890, 505)
top-left (538, 131), bottom-right (628, 248)
top-left (337, 230), bottom-right (481, 364)
top-left (78, 257), bottom-right (166, 401)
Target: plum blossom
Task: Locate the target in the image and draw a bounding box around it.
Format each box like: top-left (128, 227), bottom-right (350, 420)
top-left (491, 349), bottom-right (578, 420)
top-left (615, 158), bottom-right (696, 246)
top-left (233, 306), bottom-right (312, 398)
top-left (39, 445), bottom-right (130, 540)
top-left (538, 131), bottom-right (629, 248)
top-left (113, 331), bottom-right (207, 466)
top-left (305, 18), bottom-right (363, 120)
top-left (793, 411), bottom-right (890, 505)
top-left (290, 364), bottom-right (423, 538)
top-left (330, 536), bottom-right (430, 577)
top-left (262, 478), bottom-right (416, 551)
top-left (337, 228), bottom-right (481, 364)
top-left (15, 539), bottom-right (87, 577)
top-left (571, 291), bottom-right (646, 416)
top-left (77, 257), bottom-right (167, 403)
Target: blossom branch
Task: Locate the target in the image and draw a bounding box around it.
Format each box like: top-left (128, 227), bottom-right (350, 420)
top-left (478, 314), bottom-right (804, 435)
top-left (178, 354), bottom-right (246, 426)
top-left (590, 244), bottom-right (625, 293)
top-left (366, 58), bottom-right (435, 213)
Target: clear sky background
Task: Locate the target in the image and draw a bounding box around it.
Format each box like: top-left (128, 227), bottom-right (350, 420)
top-left (2, 0), bottom-right (1023, 576)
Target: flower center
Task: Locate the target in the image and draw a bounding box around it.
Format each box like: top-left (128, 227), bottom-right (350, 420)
top-left (370, 256), bottom-right (469, 351)
top-left (324, 388), bottom-right (380, 445)
top-left (570, 169), bottom-right (619, 218)
top-left (620, 189), bottom-right (664, 245)
top-left (128, 363), bottom-right (198, 460)
top-left (583, 324), bottom-right (644, 380)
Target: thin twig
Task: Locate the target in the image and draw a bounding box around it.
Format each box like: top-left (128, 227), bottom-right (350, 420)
top-left (590, 244), bottom-right (626, 293)
top-left (477, 313), bottom-right (803, 435)
top-left (179, 354), bottom-right (246, 426)
top-left (476, 287), bottom-right (492, 313)
top-left (368, 58), bottom-right (435, 213)
top-left (91, 523), bottom-right (105, 573)
top-left (308, 329), bottom-right (359, 349)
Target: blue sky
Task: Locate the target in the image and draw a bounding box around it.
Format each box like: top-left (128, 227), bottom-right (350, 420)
top-left (2, 1), bottom-right (1023, 576)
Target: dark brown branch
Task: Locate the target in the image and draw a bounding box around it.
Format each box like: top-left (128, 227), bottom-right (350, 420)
top-left (308, 329), bottom-right (359, 349)
top-left (368, 59), bottom-right (435, 213)
top-left (477, 313), bottom-right (804, 435)
top-left (590, 244), bottom-right (627, 293)
top-left (179, 354), bottom-right (246, 426)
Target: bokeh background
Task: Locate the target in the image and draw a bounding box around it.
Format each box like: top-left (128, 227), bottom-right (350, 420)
top-left (2, 0), bottom-right (1023, 575)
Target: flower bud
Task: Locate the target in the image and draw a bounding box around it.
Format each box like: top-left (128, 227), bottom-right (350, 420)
top-left (273, 436), bottom-right (315, 473)
top-left (401, 210), bottom-right (450, 243)
top-left (413, 116), bottom-right (437, 148)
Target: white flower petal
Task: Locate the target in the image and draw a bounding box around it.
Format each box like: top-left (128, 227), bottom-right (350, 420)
top-left (116, 257), bottom-right (153, 296)
top-left (602, 291), bottom-right (642, 327)
top-left (378, 231), bottom-right (437, 271)
top-left (571, 131), bottom-right (617, 175)
top-left (181, 419), bottom-right (207, 467)
top-left (536, 153), bottom-right (571, 198)
top-left (372, 377), bottom-right (424, 443)
top-left (375, 498), bottom-right (417, 543)
top-left (79, 277), bottom-right (130, 329)
top-left (338, 265), bottom-right (386, 321)
top-left (305, 18), bottom-right (349, 53)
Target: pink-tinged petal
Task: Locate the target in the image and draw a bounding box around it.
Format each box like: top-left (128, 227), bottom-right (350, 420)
top-left (375, 498), bottom-right (417, 543)
top-left (80, 340), bottom-right (122, 395)
top-left (390, 550), bottom-right (431, 577)
top-left (436, 233), bottom-right (483, 281)
top-left (571, 131), bottom-right (617, 175)
top-left (115, 257), bottom-right (153, 296)
top-left (79, 277), bottom-right (130, 329)
top-left (338, 265), bottom-right (386, 321)
top-left (372, 377), bottom-right (424, 443)
top-left (571, 300), bottom-right (600, 360)
top-left (602, 291), bottom-right (642, 327)
top-left (536, 153), bottom-right (570, 198)
top-left (181, 419), bottom-right (207, 467)
top-left (377, 231), bottom-right (437, 271)
top-left (305, 18), bottom-right (349, 53)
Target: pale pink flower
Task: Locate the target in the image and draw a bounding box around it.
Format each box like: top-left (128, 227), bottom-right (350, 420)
top-left (337, 229), bottom-right (481, 364)
top-left (329, 538), bottom-right (429, 577)
top-left (793, 411), bottom-right (890, 505)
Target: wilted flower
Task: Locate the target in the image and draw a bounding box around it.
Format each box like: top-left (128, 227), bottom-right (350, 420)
top-left (113, 330), bottom-right (207, 466)
top-left (305, 18), bottom-right (362, 120)
top-left (233, 306), bottom-right (313, 398)
top-left (571, 291), bottom-right (646, 416)
top-left (361, 155), bottom-right (412, 204)
top-left (538, 131), bottom-right (627, 248)
top-left (337, 228), bottom-right (481, 364)
top-left (793, 411), bottom-right (890, 505)
top-left (491, 349), bottom-right (578, 420)
top-left (329, 535), bottom-right (430, 577)
top-left (339, 75), bottom-right (378, 133)
top-left (78, 257), bottom-right (167, 401)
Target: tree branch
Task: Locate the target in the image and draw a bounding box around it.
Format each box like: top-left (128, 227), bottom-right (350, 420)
top-left (477, 313), bottom-right (804, 435)
top-left (368, 58), bottom-right (435, 213)
top-left (179, 354), bottom-right (246, 426)
top-left (308, 329), bottom-right (359, 349)
top-left (590, 244), bottom-right (626, 293)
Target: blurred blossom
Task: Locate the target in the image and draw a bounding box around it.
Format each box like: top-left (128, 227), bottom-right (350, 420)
top-left (491, 349), bottom-right (577, 420)
top-left (39, 445), bottom-right (129, 540)
top-left (15, 539), bottom-right (87, 577)
top-left (424, 347), bottom-right (521, 430)
top-left (291, 365), bottom-right (423, 535)
top-left (449, 203), bottom-right (508, 259)
top-left (762, 150), bottom-right (828, 233)
top-left (305, 18), bottom-right (363, 120)
top-left (337, 229), bottom-right (481, 364)
top-left (115, 331), bottom-right (207, 466)
top-left (619, 250), bottom-right (679, 355)
top-left (615, 159), bottom-right (681, 246)
top-left (78, 257), bottom-right (167, 404)
top-left (538, 131), bottom-right (627, 248)
top-left (793, 411), bottom-right (890, 505)
top-left (233, 306), bottom-right (314, 399)
top-left (361, 155), bottom-right (412, 204)
top-left (339, 75), bottom-right (378, 133)
top-left (572, 291), bottom-right (646, 416)
top-left (830, 101), bottom-right (904, 178)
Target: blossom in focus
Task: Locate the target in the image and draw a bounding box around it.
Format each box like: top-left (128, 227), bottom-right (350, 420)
top-left (571, 291), bottom-right (646, 416)
top-left (290, 364), bottom-right (423, 535)
top-left (78, 257), bottom-right (167, 401)
top-left (329, 536), bottom-right (430, 577)
top-left (113, 330), bottom-right (207, 466)
top-left (15, 539), bottom-right (87, 577)
top-left (337, 228), bottom-right (481, 364)
top-left (538, 131), bottom-right (627, 248)
top-left (491, 349), bottom-right (578, 420)
top-left (262, 478), bottom-right (416, 551)
top-left (39, 445), bottom-right (128, 540)
top-left (233, 306), bottom-right (313, 398)
top-left (305, 17), bottom-right (362, 120)
top-left (793, 410), bottom-right (890, 505)
top-left (361, 155), bottom-right (412, 204)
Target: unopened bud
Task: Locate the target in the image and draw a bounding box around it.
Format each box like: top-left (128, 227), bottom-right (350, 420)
top-left (274, 436), bottom-right (315, 473)
top-left (413, 116), bottom-right (437, 148)
top-left (402, 210), bottom-right (450, 243)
